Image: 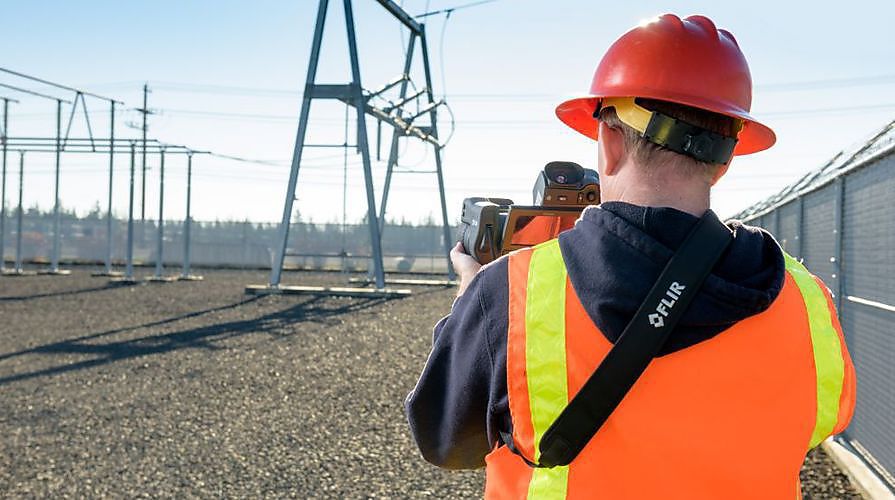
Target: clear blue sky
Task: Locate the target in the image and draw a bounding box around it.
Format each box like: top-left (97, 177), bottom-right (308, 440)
top-left (3, 0), bottom-right (895, 224)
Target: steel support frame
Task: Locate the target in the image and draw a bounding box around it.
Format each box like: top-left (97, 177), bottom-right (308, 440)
top-left (267, 0), bottom-right (454, 293)
top-left (345, 0), bottom-right (388, 289)
top-left (375, 25), bottom-right (455, 281)
top-left (4, 137), bottom-right (199, 283)
top-left (419, 25), bottom-right (456, 281)
top-left (269, 0), bottom-right (330, 289)
top-left (0, 64), bottom-right (209, 281)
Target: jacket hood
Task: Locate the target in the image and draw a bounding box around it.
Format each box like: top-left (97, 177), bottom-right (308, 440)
top-left (558, 202), bottom-right (785, 354)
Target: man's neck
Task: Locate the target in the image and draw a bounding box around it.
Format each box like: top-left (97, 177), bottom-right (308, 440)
top-left (603, 189), bottom-right (710, 217)
top-left (599, 160), bottom-right (712, 217)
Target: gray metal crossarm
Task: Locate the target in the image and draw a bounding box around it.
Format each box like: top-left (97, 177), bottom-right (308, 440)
top-left (308, 84), bottom-right (356, 100)
top-left (374, 0), bottom-right (424, 35)
top-left (368, 74), bottom-right (411, 99)
top-left (384, 88), bottom-right (428, 113)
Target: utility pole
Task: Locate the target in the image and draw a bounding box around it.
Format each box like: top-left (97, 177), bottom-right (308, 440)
top-left (134, 84), bottom-right (153, 225)
top-left (47, 98), bottom-right (67, 274)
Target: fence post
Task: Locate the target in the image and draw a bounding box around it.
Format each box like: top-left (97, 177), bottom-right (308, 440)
top-left (833, 177), bottom-right (845, 312)
top-left (796, 196), bottom-right (804, 259)
top-left (14, 151), bottom-right (24, 272)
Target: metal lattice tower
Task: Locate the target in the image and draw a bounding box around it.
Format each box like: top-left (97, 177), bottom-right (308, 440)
top-left (258, 0), bottom-right (455, 296)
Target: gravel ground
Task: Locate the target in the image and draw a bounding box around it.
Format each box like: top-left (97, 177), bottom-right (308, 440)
top-left (0, 267), bottom-right (860, 498)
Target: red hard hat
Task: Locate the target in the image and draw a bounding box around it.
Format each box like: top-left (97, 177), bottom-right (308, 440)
top-left (556, 14), bottom-right (775, 155)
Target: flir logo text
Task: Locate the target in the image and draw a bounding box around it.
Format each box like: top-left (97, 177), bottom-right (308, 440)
top-left (648, 282), bottom-right (686, 328)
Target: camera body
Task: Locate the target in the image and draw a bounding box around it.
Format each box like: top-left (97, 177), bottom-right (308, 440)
top-left (459, 161), bottom-right (600, 264)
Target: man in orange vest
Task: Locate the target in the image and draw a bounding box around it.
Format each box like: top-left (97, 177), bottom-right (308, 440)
top-left (405, 14), bottom-right (856, 499)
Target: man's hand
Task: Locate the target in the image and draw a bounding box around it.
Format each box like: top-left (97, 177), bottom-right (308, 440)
top-left (451, 242), bottom-right (483, 296)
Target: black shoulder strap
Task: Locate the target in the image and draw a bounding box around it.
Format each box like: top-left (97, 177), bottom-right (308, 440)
top-left (507, 211), bottom-right (733, 468)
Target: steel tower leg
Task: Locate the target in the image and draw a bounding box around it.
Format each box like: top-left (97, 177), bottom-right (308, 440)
top-left (345, 0), bottom-right (386, 289)
top-left (377, 33), bottom-right (417, 235)
top-left (420, 27), bottom-right (456, 280)
top-left (269, 0), bottom-right (330, 288)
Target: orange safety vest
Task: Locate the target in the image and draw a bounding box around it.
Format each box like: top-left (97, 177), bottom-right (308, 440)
top-left (485, 239), bottom-right (856, 500)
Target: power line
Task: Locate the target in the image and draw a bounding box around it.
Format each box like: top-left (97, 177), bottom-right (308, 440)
top-left (0, 82), bottom-right (72, 103)
top-left (0, 67), bottom-right (123, 104)
top-left (757, 73), bottom-right (895, 92)
top-left (148, 100), bottom-right (895, 124)
top-left (416, 0), bottom-right (498, 18)
top-left (136, 73), bottom-right (895, 100)
top-left (134, 84), bottom-right (154, 222)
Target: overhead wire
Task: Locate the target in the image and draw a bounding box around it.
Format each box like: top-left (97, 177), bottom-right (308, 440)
top-left (95, 72), bottom-right (895, 100)
top-left (416, 0), bottom-right (499, 18)
top-left (111, 99), bottom-right (895, 126)
top-left (435, 6), bottom-right (457, 149)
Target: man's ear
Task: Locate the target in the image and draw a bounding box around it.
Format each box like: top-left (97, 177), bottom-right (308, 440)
top-left (598, 121), bottom-right (625, 177)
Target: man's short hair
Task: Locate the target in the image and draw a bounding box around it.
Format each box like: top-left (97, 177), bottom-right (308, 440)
top-left (598, 98), bottom-right (741, 180)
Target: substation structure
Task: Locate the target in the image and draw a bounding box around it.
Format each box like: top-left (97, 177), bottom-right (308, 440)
top-left (0, 70), bottom-right (122, 276)
top-left (246, 0), bottom-right (456, 299)
top-left (1, 67), bottom-right (207, 283)
top-left (1, 137), bottom-right (207, 283)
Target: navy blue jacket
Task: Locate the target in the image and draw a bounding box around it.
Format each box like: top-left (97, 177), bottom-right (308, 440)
top-left (405, 202), bottom-right (785, 469)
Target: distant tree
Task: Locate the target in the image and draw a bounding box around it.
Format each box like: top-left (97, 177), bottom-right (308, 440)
top-left (86, 201), bottom-right (103, 220)
top-left (421, 212), bottom-right (435, 227)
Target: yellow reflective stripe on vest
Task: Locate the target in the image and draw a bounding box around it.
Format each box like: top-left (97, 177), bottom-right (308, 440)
top-left (525, 240), bottom-right (570, 499)
top-left (783, 253), bottom-right (846, 448)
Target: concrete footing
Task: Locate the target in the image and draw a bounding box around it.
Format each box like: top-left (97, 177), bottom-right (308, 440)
top-left (347, 277), bottom-right (456, 287)
top-left (144, 276), bottom-right (178, 283)
top-left (1, 269), bottom-right (39, 277)
top-left (91, 271), bottom-right (125, 277)
top-left (245, 284), bottom-right (411, 298)
top-left (37, 269), bottom-right (71, 276)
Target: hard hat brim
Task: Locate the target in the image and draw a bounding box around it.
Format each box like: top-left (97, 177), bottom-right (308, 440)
top-left (555, 96), bottom-right (776, 156)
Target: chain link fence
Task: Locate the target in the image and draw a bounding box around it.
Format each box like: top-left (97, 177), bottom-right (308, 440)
top-left (0, 213), bottom-right (453, 275)
top-left (736, 120), bottom-right (895, 489)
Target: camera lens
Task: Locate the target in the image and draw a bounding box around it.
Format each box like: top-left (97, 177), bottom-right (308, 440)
top-left (587, 191), bottom-right (597, 202)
